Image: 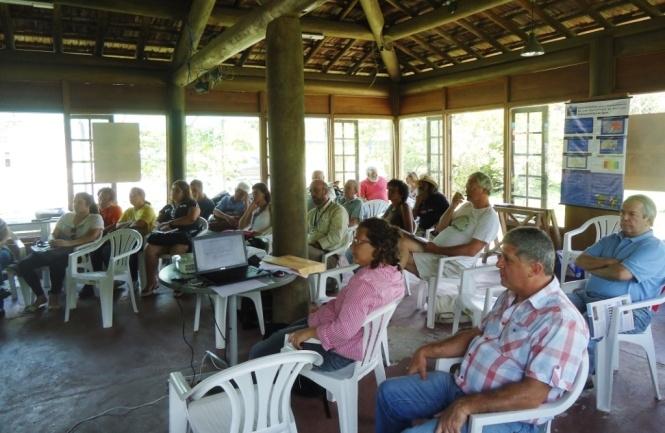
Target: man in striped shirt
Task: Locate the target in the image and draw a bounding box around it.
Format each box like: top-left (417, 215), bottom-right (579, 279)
top-left (376, 227), bottom-right (589, 433)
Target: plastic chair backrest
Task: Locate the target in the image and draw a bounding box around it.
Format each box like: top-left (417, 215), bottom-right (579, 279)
top-left (361, 200), bottom-right (389, 220)
top-left (186, 351), bottom-right (322, 433)
top-left (196, 217), bottom-right (209, 235)
top-left (353, 299), bottom-right (400, 378)
top-left (564, 215), bottom-right (620, 249)
top-left (105, 229), bottom-right (143, 274)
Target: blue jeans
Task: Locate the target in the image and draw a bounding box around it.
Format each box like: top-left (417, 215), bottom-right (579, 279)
top-left (248, 318), bottom-right (354, 372)
top-left (0, 246), bottom-right (13, 284)
top-left (376, 372), bottom-right (541, 433)
top-left (567, 289), bottom-right (652, 374)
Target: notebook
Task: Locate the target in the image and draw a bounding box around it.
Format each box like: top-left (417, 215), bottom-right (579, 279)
top-left (191, 231), bottom-right (264, 285)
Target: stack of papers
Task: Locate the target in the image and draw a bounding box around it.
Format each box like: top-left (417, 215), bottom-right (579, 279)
top-left (261, 255), bottom-right (326, 278)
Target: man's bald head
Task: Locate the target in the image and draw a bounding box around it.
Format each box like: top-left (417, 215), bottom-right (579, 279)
top-left (309, 179), bottom-right (329, 206)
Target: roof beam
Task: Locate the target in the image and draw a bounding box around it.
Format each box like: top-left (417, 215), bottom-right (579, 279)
top-left (515, 0), bottom-right (575, 39)
top-left (627, 0), bottom-right (663, 18)
top-left (236, 46), bottom-right (253, 67)
top-left (347, 46), bottom-right (375, 75)
top-left (384, 0), bottom-right (513, 42)
top-left (393, 41), bottom-right (438, 71)
top-left (412, 34), bottom-right (458, 65)
top-left (135, 16), bottom-right (150, 60)
top-left (457, 18), bottom-right (509, 54)
top-left (304, 38), bottom-right (326, 64)
top-left (359, 0), bottom-right (400, 81)
top-left (483, 9), bottom-right (529, 42)
top-left (55, 0), bottom-right (187, 20)
top-left (172, 0), bottom-right (216, 67)
top-left (338, 0), bottom-right (358, 20)
top-left (173, 0), bottom-right (325, 86)
top-left (322, 39), bottom-right (354, 73)
top-left (571, 0), bottom-right (612, 29)
top-left (52, 4), bottom-right (63, 53)
top-left (0, 4), bottom-right (15, 50)
top-left (94, 11), bottom-right (108, 57)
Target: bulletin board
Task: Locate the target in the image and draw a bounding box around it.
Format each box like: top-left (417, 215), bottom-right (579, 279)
top-left (624, 113), bottom-right (665, 191)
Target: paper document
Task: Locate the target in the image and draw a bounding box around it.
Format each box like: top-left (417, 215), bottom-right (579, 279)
top-left (587, 295), bottom-right (635, 339)
top-left (262, 255), bottom-right (326, 277)
top-left (210, 279), bottom-right (267, 297)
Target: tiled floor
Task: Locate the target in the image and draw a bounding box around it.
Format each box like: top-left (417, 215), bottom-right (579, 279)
top-left (1, 286), bottom-right (663, 432)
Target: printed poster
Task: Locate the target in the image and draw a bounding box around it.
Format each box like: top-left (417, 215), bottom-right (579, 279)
top-left (560, 98), bottom-right (630, 210)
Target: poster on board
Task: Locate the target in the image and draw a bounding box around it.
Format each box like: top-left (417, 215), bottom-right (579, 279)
top-left (560, 98), bottom-right (630, 211)
top-left (92, 123), bottom-right (141, 183)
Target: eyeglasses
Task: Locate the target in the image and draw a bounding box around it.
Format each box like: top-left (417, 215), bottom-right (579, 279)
top-left (352, 238), bottom-right (371, 246)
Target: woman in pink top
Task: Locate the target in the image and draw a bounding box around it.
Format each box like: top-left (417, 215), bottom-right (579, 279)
top-left (360, 166), bottom-right (388, 201)
top-left (249, 218), bottom-right (404, 371)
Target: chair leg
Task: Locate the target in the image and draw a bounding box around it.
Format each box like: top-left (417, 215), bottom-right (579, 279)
top-left (213, 296), bottom-right (228, 349)
top-left (335, 383), bottom-right (358, 433)
top-left (595, 338), bottom-right (613, 412)
top-left (380, 333), bottom-right (391, 367)
top-left (640, 330), bottom-right (662, 400)
top-left (426, 278), bottom-right (436, 329)
top-left (125, 275), bottom-right (138, 314)
top-left (374, 359), bottom-right (387, 385)
top-left (168, 379), bottom-right (189, 433)
top-left (193, 294), bottom-right (202, 332)
top-left (244, 291), bottom-right (265, 335)
top-left (451, 298), bottom-right (462, 335)
top-left (99, 280), bottom-right (114, 328)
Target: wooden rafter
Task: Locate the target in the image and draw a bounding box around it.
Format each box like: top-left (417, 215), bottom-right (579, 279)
top-left (304, 38), bottom-right (326, 64)
top-left (359, 0), bottom-right (400, 81)
top-left (172, 0), bottom-right (216, 67)
top-left (572, 0), bottom-right (612, 29)
top-left (412, 34), bottom-right (458, 65)
top-left (393, 40), bottom-right (438, 70)
top-left (52, 4), bottom-right (63, 54)
top-left (627, 0), bottom-right (663, 18)
top-left (483, 9), bottom-right (529, 41)
top-left (0, 4), bottom-right (15, 51)
top-left (94, 11), bottom-right (108, 57)
top-left (346, 46), bottom-right (375, 75)
top-left (322, 39), bottom-right (354, 73)
top-left (338, 0), bottom-right (358, 20)
top-left (135, 16), bottom-right (150, 60)
top-left (435, 28), bottom-right (483, 59)
top-left (397, 53), bottom-right (420, 75)
top-left (457, 18), bottom-right (509, 53)
top-left (236, 46), bottom-right (253, 66)
top-left (384, 0), bottom-right (413, 17)
top-left (515, 0), bottom-right (575, 39)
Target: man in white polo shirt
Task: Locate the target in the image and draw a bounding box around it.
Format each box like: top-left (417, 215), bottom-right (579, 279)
top-left (400, 171), bottom-right (500, 279)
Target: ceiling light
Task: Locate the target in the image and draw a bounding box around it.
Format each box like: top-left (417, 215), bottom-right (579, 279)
top-left (521, 32), bottom-right (545, 57)
top-left (521, 0), bottom-right (545, 57)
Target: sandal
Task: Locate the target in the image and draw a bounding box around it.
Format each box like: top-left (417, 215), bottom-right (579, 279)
top-left (141, 289), bottom-right (157, 298)
top-left (24, 303), bottom-right (46, 313)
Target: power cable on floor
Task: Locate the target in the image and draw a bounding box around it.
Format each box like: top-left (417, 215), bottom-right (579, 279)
top-left (64, 394), bottom-right (166, 433)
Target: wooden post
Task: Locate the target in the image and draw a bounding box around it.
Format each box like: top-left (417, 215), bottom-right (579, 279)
top-left (167, 85), bottom-right (186, 189)
top-left (266, 15), bottom-right (309, 323)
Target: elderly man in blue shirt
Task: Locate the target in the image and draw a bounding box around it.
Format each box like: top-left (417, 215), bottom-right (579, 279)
top-left (569, 194), bottom-right (665, 372)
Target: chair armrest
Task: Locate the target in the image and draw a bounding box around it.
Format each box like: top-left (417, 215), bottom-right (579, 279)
top-left (617, 294), bottom-right (665, 313)
top-left (316, 264), bottom-right (358, 282)
top-left (560, 278), bottom-right (588, 294)
top-left (68, 238), bottom-right (105, 267)
top-left (434, 357), bottom-right (464, 372)
top-left (168, 372), bottom-right (193, 401)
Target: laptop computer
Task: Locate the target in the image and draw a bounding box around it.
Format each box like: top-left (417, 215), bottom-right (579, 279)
top-left (191, 231), bottom-right (264, 285)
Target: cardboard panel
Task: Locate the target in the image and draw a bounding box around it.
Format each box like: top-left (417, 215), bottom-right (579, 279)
top-left (0, 81), bottom-right (62, 111)
top-left (615, 50), bottom-right (665, 94)
top-left (447, 79), bottom-right (505, 110)
top-left (400, 90), bottom-right (442, 115)
top-left (69, 83), bottom-right (166, 113)
top-left (511, 63), bottom-right (589, 103)
top-left (186, 89), bottom-right (259, 114)
top-left (333, 95), bottom-right (391, 115)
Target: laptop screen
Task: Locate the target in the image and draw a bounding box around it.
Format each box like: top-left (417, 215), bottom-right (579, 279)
top-left (191, 231), bottom-right (248, 274)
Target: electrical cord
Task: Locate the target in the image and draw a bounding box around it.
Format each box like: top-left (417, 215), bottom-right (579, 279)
top-left (65, 394), bottom-right (166, 433)
top-left (175, 297), bottom-right (197, 386)
top-left (207, 294), bottom-right (226, 342)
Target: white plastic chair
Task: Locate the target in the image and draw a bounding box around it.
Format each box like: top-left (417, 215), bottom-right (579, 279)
top-left (289, 298), bottom-right (401, 433)
top-left (313, 225), bottom-right (356, 296)
top-left (65, 229), bottom-right (143, 328)
top-left (450, 265), bottom-right (504, 335)
top-left (559, 215), bottom-right (619, 283)
top-left (417, 252), bottom-right (484, 329)
top-left (592, 288), bottom-right (665, 412)
top-left (435, 352), bottom-right (588, 433)
top-left (361, 199), bottom-right (389, 220)
top-left (5, 235), bottom-right (31, 304)
top-left (193, 290), bottom-right (266, 338)
top-left (168, 350), bottom-right (323, 433)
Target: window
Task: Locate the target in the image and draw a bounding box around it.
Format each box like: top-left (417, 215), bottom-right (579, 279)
top-left (305, 117), bottom-right (329, 183)
top-left (400, 116), bottom-right (444, 187)
top-left (511, 106), bottom-right (547, 208)
top-left (625, 91), bottom-right (665, 238)
top-left (0, 113), bottom-right (67, 221)
top-left (450, 109), bottom-right (504, 202)
top-left (70, 115), bottom-right (112, 196)
top-left (186, 116), bottom-right (261, 196)
top-left (333, 118), bottom-right (393, 184)
top-left (333, 119), bottom-right (358, 184)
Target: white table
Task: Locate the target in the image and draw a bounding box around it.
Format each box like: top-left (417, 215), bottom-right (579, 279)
top-left (159, 264), bottom-right (296, 365)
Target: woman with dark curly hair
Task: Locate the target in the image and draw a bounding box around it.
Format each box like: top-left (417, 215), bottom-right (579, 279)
top-left (249, 217), bottom-right (404, 371)
top-left (383, 179), bottom-right (415, 233)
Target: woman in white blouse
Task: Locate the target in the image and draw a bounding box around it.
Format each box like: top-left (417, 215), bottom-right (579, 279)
top-left (238, 182), bottom-right (271, 235)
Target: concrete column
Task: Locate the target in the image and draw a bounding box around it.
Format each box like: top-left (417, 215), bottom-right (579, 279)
top-left (167, 84), bottom-right (186, 188)
top-left (266, 15), bottom-right (309, 323)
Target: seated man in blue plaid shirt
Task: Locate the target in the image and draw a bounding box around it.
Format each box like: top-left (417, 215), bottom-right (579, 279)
top-left (376, 227), bottom-right (589, 433)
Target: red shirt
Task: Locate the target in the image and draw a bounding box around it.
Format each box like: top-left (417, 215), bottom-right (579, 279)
top-left (100, 204), bottom-right (123, 228)
top-left (360, 177), bottom-right (388, 201)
